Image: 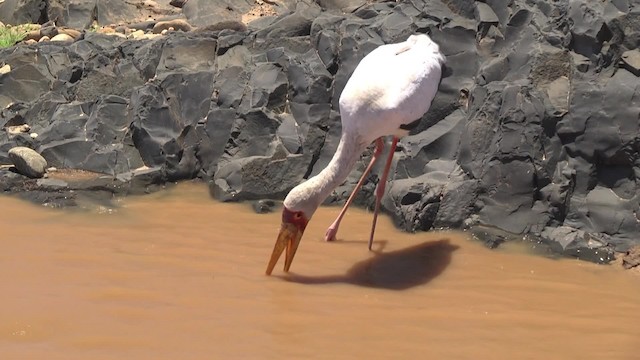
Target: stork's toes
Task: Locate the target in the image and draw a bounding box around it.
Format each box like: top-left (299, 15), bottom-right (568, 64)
top-left (324, 227), bottom-right (338, 242)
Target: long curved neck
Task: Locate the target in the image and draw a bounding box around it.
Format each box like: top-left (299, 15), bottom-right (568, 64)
top-left (312, 133), bottom-right (364, 202)
top-left (285, 132), bottom-right (365, 215)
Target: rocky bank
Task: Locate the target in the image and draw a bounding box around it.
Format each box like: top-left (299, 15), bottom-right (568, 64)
top-left (0, 0), bottom-right (639, 265)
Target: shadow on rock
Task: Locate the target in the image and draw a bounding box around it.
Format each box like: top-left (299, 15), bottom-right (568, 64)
top-left (282, 239), bottom-right (459, 290)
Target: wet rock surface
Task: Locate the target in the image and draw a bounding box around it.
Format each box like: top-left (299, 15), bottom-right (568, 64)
top-left (0, 0), bottom-right (639, 264)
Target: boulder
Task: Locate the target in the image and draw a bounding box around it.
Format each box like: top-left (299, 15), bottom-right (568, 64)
top-left (183, 0), bottom-right (254, 27)
top-left (8, 146), bottom-right (47, 178)
top-left (212, 152), bottom-right (309, 202)
top-left (46, 0), bottom-right (178, 29)
top-left (0, 0), bottom-right (46, 25)
top-left (540, 226), bottom-right (615, 264)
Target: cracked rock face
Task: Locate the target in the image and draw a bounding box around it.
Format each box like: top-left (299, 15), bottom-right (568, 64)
top-left (0, 0), bottom-right (639, 263)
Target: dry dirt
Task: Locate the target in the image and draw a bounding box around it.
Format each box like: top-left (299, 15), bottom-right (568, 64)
top-left (241, 0), bottom-right (281, 24)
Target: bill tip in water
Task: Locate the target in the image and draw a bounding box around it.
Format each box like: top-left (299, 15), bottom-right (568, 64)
top-left (266, 221), bottom-right (304, 276)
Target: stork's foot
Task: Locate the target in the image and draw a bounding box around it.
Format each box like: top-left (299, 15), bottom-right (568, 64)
top-left (324, 225), bottom-right (339, 242)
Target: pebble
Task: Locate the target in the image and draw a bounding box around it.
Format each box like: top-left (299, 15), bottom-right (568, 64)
top-left (23, 29), bottom-right (41, 42)
top-left (128, 30), bottom-right (145, 39)
top-left (152, 19), bottom-right (193, 34)
top-left (141, 34), bottom-right (162, 40)
top-left (5, 124), bottom-right (29, 134)
top-left (252, 199), bottom-right (278, 214)
top-left (50, 33), bottom-right (74, 42)
top-left (98, 27), bottom-right (116, 34)
top-left (0, 64), bottom-right (10, 75)
top-left (38, 36), bottom-right (50, 42)
top-left (58, 28), bottom-right (81, 40)
top-left (104, 32), bottom-right (127, 38)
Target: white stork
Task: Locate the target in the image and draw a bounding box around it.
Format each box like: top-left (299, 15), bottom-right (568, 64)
top-left (267, 34), bottom-right (446, 275)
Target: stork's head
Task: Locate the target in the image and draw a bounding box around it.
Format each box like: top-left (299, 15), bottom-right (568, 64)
top-left (265, 185), bottom-right (317, 275)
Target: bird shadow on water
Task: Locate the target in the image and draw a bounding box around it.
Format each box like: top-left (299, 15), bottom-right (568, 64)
top-left (281, 239), bottom-right (459, 290)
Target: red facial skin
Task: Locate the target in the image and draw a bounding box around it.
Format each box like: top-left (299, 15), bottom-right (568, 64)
top-left (282, 206), bottom-right (309, 233)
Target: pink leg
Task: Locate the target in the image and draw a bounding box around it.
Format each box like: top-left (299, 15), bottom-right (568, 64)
top-left (368, 136), bottom-right (399, 250)
top-left (325, 137), bottom-right (385, 242)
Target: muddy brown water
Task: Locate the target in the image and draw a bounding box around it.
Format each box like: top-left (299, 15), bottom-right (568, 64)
top-left (1, 183), bottom-right (638, 359)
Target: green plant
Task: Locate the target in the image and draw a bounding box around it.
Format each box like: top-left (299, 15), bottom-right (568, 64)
top-left (0, 24), bottom-right (38, 48)
top-left (88, 21), bottom-right (100, 32)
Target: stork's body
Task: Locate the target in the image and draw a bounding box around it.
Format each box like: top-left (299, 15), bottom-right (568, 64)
top-left (267, 34), bottom-right (446, 275)
top-left (339, 35), bottom-right (445, 144)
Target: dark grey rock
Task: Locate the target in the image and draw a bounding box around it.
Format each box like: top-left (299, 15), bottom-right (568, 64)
top-left (312, 28), bottom-right (341, 72)
top-left (0, 0), bottom-right (46, 25)
top-left (470, 225), bottom-right (515, 249)
top-left (218, 46), bottom-right (252, 70)
top-left (383, 160), bottom-right (470, 233)
top-left (213, 66), bottom-right (250, 108)
top-left (227, 109), bottom-right (283, 159)
top-left (255, 1), bottom-right (321, 39)
top-left (299, 107), bottom-right (341, 182)
top-left (438, 0), bottom-right (476, 19)
top-left (130, 71), bottom-right (214, 175)
top-left (276, 113), bottom-right (302, 154)
top-left (155, 33), bottom-right (217, 76)
top-left (621, 49), bottom-right (640, 76)
top-left (241, 63), bottom-right (288, 111)
top-left (8, 146), bottom-right (47, 178)
top-left (0, 0), bottom-right (638, 263)
top-left (540, 226), bottom-right (616, 264)
top-left (17, 189), bottom-right (79, 208)
top-left (195, 20), bottom-right (248, 34)
top-left (211, 152), bottom-right (309, 202)
top-left (115, 166), bottom-right (166, 195)
top-left (216, 30), bottom-right (248, 50)
top-left (47, 0), bottom-right (178, 29)
top-left (0, 49), bottom-right (54, 109)
top-left (568, 0), bottom-right (610, 59)
top-left (373, 7), bottom-right (415, 43)
top-left (433, 178), bottom-right (479, 229)
top-left (252, 199), bottom-right (278, 214)
top-left (36, 177), bottom-right (69, 189)
top-left (331, 22), bottom-right (385, 109)
top-left (315, 0), bottom-right (367, 12)
top-left (287, 50), bottom-right (333, 103)
top-left (47, 0), bottom-right (95, 29)
top-left (126, 36), bottom-right (166, 80)
top-left (197, 108), bottom-right (237, 176)
top-left (183, 0), bottom-right (254, 27)
top-left (170, 0), bottom-right (188, 9)
top-left (475, 2), bottom-right (499, 24)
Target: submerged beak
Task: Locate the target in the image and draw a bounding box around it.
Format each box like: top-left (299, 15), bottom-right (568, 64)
top-left (266, 222), bottom-right (304, 275)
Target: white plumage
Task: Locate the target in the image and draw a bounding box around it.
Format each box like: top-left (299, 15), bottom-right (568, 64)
top-left (339, 34), bottom-right (445, 143)
top-left (266, 34), bottom-right (446, 275)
